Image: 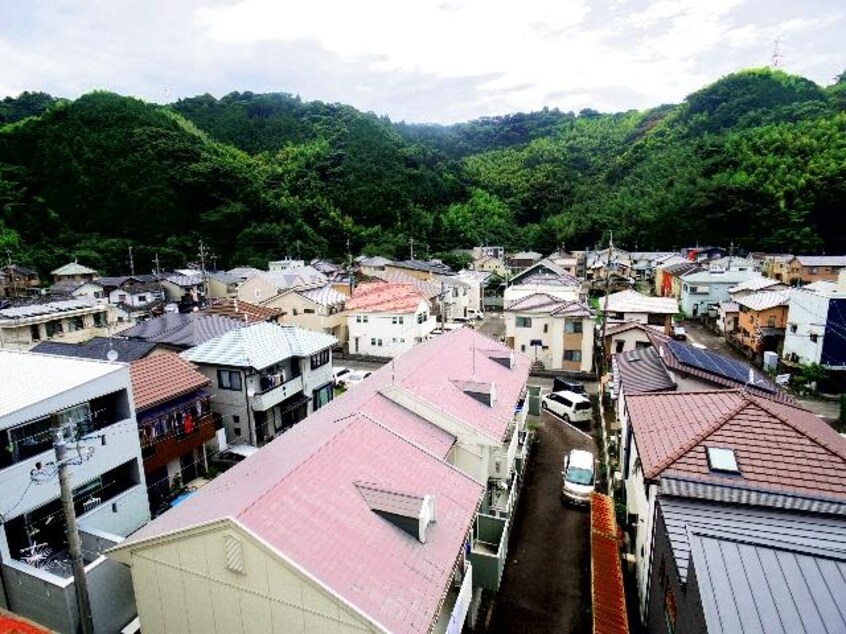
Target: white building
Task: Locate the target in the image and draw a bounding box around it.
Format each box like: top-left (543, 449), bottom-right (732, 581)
top-left (504, 293), bottom-right (595, 372)
top-left (783, 281), bottom-right (846, 368)
top-left (601, 289), bottom-right (678, 331)
top-left (504, 259), bottom-right (582, 306)
top-left (0, 350), bottom-right (150, 633)
top-left (180, 322), bottom-right (338, 447)
top-left (345, 282), bottom-right (435, 358)
top-left (0, 299), bottom-right (111, 351)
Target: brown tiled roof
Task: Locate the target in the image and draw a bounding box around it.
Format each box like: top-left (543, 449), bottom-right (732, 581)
top-left (130, 353), bottom-right (210, 411)
top-left (591, 493), bottom-right (629, 634)
top-left (628, 390), bottom-right (846, 500)
top-left (201, 298), bottom-right (283, 324)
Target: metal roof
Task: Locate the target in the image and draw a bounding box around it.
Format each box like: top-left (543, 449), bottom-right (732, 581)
top-left (591, 493), bottom-right (629, 634)
top-left (0, 350), bottom-right (123, 419)
top-left (164, 274), bottom-right (203, 287)
top-left (369, 270), bottom-right (441, 300)
top-left (50, 262), bottom-right (97, 276)
top-left (680, 269), bottom-right (756, 284)
top-left (728, 275), bottom-right (786, 293)
top-left (254, 266), bottom-right (328, 291)
top-left (297, 284), bottom-right (347, 307)
top-left (505, 292), bottom-right (594, 317)
top-left (509, 259), bottom-right (580, 287)
top-left (180, 321), bottom-right (337, 370)
top-left (117, 313), bottom-right (247, 348)
top-left (31, 337), bottom-right (156, 362)
top-left (614, 347), bottom-right (676, 394)
top-left (735, 289), bottom-right (792, 312)
top-left (0, 298), bottom-right (103, 323)
top-left (604, 289), bottom-right (678, 314)
top-left (691, 530), bottom-right (846, 633)
top-left (793, 255), bottom-right (846, 267)
top-left (345, 282), bottom-right (427, 314)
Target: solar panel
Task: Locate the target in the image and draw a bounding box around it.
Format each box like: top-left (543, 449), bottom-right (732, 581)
top-left (667, 340), bottom-right (775, 393)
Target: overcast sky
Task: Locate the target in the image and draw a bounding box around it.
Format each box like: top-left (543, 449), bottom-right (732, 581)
top-left (1, 0), bottom-right (843, 123)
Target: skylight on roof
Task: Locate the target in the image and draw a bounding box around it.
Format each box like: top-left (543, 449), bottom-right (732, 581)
top-left (706, 447), bottom-right (740, 474)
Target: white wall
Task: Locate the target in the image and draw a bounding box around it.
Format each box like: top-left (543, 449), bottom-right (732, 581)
top-left (783, 289), bottom-right (829, 365)
top-left (347, 300), bottom-right (434, 358)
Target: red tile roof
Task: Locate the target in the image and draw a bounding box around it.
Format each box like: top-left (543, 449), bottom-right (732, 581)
top-left (129, 353), bottom-right (210, 411)
top-left (627, 390), bottom-right (846, 499)
top-left (201, 298), bottom-right (283, 323)
top-left (345, 281), bottom-right (428, 313)
top-left (591, 493), bottom-right (629, 634)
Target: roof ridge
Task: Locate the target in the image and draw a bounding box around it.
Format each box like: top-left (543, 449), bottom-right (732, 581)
top-left (628, 388), bottom-right (744, 400)
top-left (646, 395), bottom-right (749, 479)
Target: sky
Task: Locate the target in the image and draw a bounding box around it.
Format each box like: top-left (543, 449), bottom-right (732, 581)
top-left (1, 0), bottom-right (844, 123)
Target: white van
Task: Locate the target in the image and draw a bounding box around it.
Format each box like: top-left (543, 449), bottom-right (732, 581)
top-left (541, 390), bottom-right (593, 424)
top-left (561, 449), bottom-right (596, 505)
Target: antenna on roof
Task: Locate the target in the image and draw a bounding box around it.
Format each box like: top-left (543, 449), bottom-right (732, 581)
top-left (392, 359), bottom-right (395, 384)
top-left (472, 340), bottom-right (476, 378)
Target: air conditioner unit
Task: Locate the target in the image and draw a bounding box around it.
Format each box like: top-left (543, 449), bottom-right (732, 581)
top-left (82, 497), bottom-right (101, 513)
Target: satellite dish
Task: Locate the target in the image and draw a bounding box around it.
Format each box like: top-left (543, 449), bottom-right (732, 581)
top-left (107, 349), bottom-right (119, 362)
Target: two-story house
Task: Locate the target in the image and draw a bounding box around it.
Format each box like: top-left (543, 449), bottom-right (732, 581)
top-left (786, 255), bottom-right (846, 285)
top-left (733, 289), bottom-right (791, 357)
top-left (654, 259), bottom-right (699, 298)
top-left (0, 299), bottom-right (111, 351)
top-left (116, 313), bottom-right (248, 354)
top-left (160, 273), bottom-right (205, 308)
top-left (345, 281), bottom-right (435, 357)
top-left (504, 259), bottom-right (582, 306)
top-left (504, 293), bottom-right (595, 372)
top-left (0, 264), bottom-right (40, 298)
top-left (0, 350), bottom-right (150, 634)
top-left (601, 289), bottom-right (678, 332)
top-left (237, 267), bottom-right (328, 305)
top-left (108, 328), bottom-right (533, 634)
top-left (205, 271), bottom-right (241, 299)
top-left (180, 322), bottom-right (338, 447)
top-left (258, 284), bottom-right (348, 344)
top-left (783, 281), bottom-right (846, 370)
top-left (50, 262), bottom-right (98, 285)
top-left (679, 268), bottom-right (755, 317)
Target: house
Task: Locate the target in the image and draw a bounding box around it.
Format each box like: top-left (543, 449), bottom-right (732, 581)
top-left (0, 298), bottom-right (110, 351)
top-left (180, 322), bottom-right (337, 447)
top-left (48, 278), bottom-right (105, 301)
top-left (619, 389), bottom-right (846, 624)
top-left (226, 266), bottom-right (263, 282)
top-left (107, 328), bottom-right (534, 633)
top-left (654, 260), bottom-right (700, 298)
top-left (108, 281), bottom-right (166, 325)
top-left (50, 261), bottom-right (98, 284)
top-left (504, 293), bottom-right (595, 372)
top-left (678, 268), bottom-right (755, 317)
top-left (473, 254), bottom-right (509, 277)
top-left (437, 274), bottom-right (473, 321)
top-left (715, 300), bottom-right (739, 334)
top-left (357, 255), bottom-right (393, 276)
top-left (680, 246), bottom-right (726, 262)
top-left (130, 354), bottom-right (219, 515)
top-left (236, 267), bottom-right (328, 304)
top-left (507, 251), bottom-right (542, 271)
top-left (345, 282), bottom-right (434, 357)
top-left (369, 269), bottom-right (443, 313)
top-left (456, 269), bottom-right (491, 316)
top-left (601, 289), bottom-right (678, 332)
top-left (783, 282), bottom-right (846, 370)
top-left (384, 259), bottom-right (454, 281)
top-left (628, 252), bottom-right (674, 281)
top-left (160, 273), bottom-right (205, 307)
top-left (205, 271), bottom-right (241, 299)
top-left (259, 284), bottom-right (348, 344)
top-left (0, 350), bottom-right (150, 633)
top-left (116, 313), bottom-right (248, 353)
top-left (733, 289), bottom-right (791, 357)
top-left (648, 497), bottom-right (846, 634)
top-left (473, 245), bottom-right (505, 261)
top-left (504, 259), bottom-right (582, 306)
top-left (603, 321), bottom-right (656, 357)
top-left (0, 264), bottom-right (40, 297)
top-left (760, 253), bottom-right (793, 281)
top-left (200, 298), bottom-right (284, 325)
top-left (268, 258), bottom-right (305, 271)
top-left (786, 255), bottom-right (846, 285)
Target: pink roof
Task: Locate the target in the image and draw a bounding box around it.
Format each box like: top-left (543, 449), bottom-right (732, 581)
top-left (345, 281), bottom-right (428, 314)
top-left (628, 390), bottom-right (846, 499)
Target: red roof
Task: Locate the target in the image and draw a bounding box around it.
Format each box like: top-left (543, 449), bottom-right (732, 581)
top-left (0, 609), bottom-right (52, 633)
top-left (345, 281), bottom-right (428, 314)
top-left (201, 298), bottom-right (283, 323)
top-left (591, 493), bottom-right (629, 634)
top-left (129, 353), bottom-right (210, 411)
top-left (627, 390), bottom-right (846, 498)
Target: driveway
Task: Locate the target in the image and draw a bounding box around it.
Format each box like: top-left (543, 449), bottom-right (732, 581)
top-left (680, 320), bottom-right (746, 360)
top-left (488, 411), bottom-right (596, 633)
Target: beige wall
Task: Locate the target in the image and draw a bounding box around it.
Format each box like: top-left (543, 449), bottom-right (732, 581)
top-left (787, 260), bottom-right (845, 284)
top-left (264, 293), bottom-right (347, 344)
top-left (238, 276), bottom-right (281, 304)
top-left (122, 522), bottom-right (376, 634)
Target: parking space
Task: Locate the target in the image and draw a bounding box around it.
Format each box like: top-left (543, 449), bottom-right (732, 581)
top-left (488, 410), bottom-right (596, 633)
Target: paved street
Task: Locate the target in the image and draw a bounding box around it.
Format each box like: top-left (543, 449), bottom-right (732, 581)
top-left (678, 319), bottom-right (745, 359)
top-left (488, 410), bottom-right (596, 634)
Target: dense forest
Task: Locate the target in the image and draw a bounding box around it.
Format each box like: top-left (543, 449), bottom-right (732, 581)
top-left (1, 68), bottom-right (845, 276)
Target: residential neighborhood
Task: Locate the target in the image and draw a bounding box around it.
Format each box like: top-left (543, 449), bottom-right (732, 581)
top-left (1, 244), bottom-right (846, 634)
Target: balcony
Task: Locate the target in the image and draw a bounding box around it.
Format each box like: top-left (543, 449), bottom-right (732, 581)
top-left (250, 375), bottom-right (304, 411)
top-left (468, 514), bottom-right (510, 591)
top-left (141, 412), bottom-right (219, 473)
top-left (434, 561), bottom-right (474, 634)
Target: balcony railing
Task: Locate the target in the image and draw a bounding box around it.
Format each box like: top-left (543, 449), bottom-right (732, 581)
top-left (141, 412), bottom-right (219, 473)
top-left (250, 375), bottom-right (304, 411)
top-left (468, 514), bottom-right (510, 592)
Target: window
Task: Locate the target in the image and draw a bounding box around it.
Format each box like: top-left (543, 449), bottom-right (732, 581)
top-left (218, 370), bottom-right (242, 391)
top-left (612, 312), bottom-right (624, 320)
top-left (303, 308), bottom-right (315, 314)
top-left (68, 316), bottom-right (84, 332)
top-left (416, 312), bottom-right (428, 324)
top-left (94, 312), bottom-right (108, 328)
top-left (392, 316), bottom-right (404, 325)
top-left (138, 295), bottom-right (147, 303)
top-left (565, 321), bottom-right (583, 334)
top-left (810, 334), bottom-right (819, 343)
top-left (356, 315), bottom-right (369, 323)
top-left (310, 349), bottom-right (330, 370)
top-left (615, 340), bottom-right (625, 353)
top-left (789, 324), bottom-right (797, 333)
top-left (563, 350), bottom-right (582, 362)
top-left (312, 382), bottom-right (334, 411)
top-left (516, 316), bottom-right (532, 328)
top-left (706, 447), bottom-right (740, 473)
top-left (118, 293), bottom-right (127, 302)
top-left (520, 345), bottom-right (526, 352)
top-left (45, 320), bottom-right (63, 338)
top-left (371, 338), bottom-right (383, 347)
top-left (543, 323), bottom-right (548, 333)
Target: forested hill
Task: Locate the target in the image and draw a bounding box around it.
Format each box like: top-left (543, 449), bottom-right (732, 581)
top-left (1, 68), bottom-right (845, 276)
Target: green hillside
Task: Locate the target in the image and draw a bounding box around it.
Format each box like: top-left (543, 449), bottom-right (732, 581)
top-left (1, 68), bottom-right (844, 276)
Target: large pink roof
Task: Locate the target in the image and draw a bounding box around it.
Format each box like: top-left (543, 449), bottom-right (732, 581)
top-left (345, 281), bottom-right (428, 314)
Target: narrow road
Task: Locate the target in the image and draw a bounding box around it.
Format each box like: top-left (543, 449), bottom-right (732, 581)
top-left (488, 411), bottom-right (596, 633)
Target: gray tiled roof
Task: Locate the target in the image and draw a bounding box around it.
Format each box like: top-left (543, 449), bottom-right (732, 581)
top-left (614, 347), bottom-right (676, 394)
top-left (116, 313), bottom-right (247, 348)
top-left (180, 322), bottom-right (337, 370)
top-left (31, 337), bottom-right (157, 362)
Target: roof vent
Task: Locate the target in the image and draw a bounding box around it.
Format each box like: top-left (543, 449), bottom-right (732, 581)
top-left (356, 482), bottom-right (436, 544)
top-left (452, 380), bottom-right (496, 406)
top-left (482, 349), bottom-right (514, 369)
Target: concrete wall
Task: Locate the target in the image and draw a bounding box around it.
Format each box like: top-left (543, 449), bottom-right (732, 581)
top-left (124, 523), bottom-right (373, 633)
top-left (78, 484), bottom-right (151, 538)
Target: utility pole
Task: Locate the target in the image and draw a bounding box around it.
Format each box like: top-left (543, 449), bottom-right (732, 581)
top-left (346, 237), bottom-right (354, 295)
top-left (128, 246), bottom-right (135, 276)
top-left (153, 253), bottom-right (161, 277)
top-left (4, 248), bottom-right (12, 267)
top-left (727, 240), bottom-right (734, 271)
top-left (599, 231), bottom-right (614, 377)
top-left (409, 237), bottom-right (415, 261)
top-left (198, 240), bottom-right (209, 302)
top-left (35, 413), bottom-right (95, 634)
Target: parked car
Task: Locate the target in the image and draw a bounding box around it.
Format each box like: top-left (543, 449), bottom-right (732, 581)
top-left (552, 377), bottom-right (586, 394)
top-left (541, 390), bottom-right (593, 423)
top-left (332, 366), bottom-right (351, 386)
top-left (466, 309), bottom-right (484, 320)
top-left (672, 325), bottom-right (687, 341)
top-left (561, 449), bottom-right (596, 505)
top-left (212, 444), bottom-right (260, 472)
top-left (340, 370), bottom-right (372, 389)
